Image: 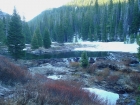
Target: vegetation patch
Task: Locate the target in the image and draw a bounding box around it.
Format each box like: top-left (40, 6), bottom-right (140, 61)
top-left (0, 56), bottom-right (31, 85)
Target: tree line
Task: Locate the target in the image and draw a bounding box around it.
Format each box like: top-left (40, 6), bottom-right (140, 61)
top-left (29, 0), bottom-right (140, 43)
top-left (0, 8), bottom-right (51, 60)
top-left (0, 0), bottom-right (140, 60)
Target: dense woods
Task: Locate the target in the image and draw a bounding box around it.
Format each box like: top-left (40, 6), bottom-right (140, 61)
top-left (28, 0), bottom-right (140, 43)
top-left (0, 0), bottom-right (140, 46)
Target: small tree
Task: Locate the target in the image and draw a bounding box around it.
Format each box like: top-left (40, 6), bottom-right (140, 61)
top-left (43, 29), bottom-right (51, 48)
top-left (31, 32), bottom-right (39, 49)
top-left (80, 51), bottom-right (89, 68)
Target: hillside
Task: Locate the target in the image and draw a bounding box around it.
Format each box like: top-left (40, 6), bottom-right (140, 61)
top-left (28, 0), bottom-right (140, 43)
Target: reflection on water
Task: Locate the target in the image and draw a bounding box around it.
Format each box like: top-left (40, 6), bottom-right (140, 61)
top-left (23, 51), bottom-right (108, 60)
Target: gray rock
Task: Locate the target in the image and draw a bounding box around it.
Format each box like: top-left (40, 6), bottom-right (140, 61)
top-left (127, 99), bottom-right (136, 105)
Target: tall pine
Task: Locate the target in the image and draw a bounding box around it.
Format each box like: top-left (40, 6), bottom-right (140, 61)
top-left (7, 8), bottom-right (25, 60)
top-left (31, 32), bottom-right (39, 49)
top-left (43, 29), bottom-right (51, 48)
top-left (35, 27), bottom-right (43, 47)
top-left (0, 19), bottom-right (5, 45)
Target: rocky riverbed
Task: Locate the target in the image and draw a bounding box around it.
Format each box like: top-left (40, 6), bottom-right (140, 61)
top-left (23, 52), bottom-right (139, 105)
top-left (0, 51), bottom-right (139, 105)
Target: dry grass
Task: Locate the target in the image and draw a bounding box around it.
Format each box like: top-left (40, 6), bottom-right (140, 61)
top-left (87, 63), bottom-right (97, 73)
top-left (107, 75), bottom-right (120, 84)
top-left (96, 76), bottom-right (105, 82)
top-left (96, 68), bottom-right (110, 78)
top-left (130, 72), bottom-right (140, 84)
top-left (69, 62), bottom-right (80, 68)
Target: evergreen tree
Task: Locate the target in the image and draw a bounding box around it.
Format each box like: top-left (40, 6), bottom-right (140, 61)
top-left (57, 23), bottom-right (64, 43)
top-left (43, 29), bottom-right (51, 48)
top-left (7, 8), bottom-right (25, 60)
top-left (35, 27), bottom-right (43, 47)
top-left (31, 32), bottom-right (39, 49)
top-left (101, 5), bottom-right (107, 42)
top-left (129, 0), bottom-right (140, 34)
top-left (88, 27), bottom-right (93, 41)
top-left (0, 19), bottom-right (5, 44)
top-left (22, 19), bottom-right (31, 44)
top-left (80, 51), bottom-right (89, 68)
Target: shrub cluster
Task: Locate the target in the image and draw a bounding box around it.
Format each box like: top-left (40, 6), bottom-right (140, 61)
top-left (13, 79), bottom-right (106, 105)
top-left (0, 56), bottom-right (30, 85)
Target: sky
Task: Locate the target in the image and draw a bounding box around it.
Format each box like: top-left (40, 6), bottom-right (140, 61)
top-left (0, 0), bottom-right (72, 21)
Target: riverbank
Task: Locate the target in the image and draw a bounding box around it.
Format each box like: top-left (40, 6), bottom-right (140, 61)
top-left (12, 52), bottom-right (140, 105)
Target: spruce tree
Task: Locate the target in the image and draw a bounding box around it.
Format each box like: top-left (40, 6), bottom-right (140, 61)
top-left (80, 51), bottom-right (89, 68)
top-left (0, 19), bottom-right (5, 45)
top-left (7, 8), bottom-right (25, 60)
top-left (22, 20), bottom-right (31, 44)
top-left (31, 32), bottom-right (39, 49)
top-left (57, 23), bottom-right (64, 43)
top-left (35, 27), bottom-right (43, 47)
top-left (43, 29), bottom-right (51, 48)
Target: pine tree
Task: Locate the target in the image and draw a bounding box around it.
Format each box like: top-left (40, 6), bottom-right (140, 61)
top-left (102, 5), bottom-right (107, 42)
top-left (43, 29), bottom-right (51, 48)
top-left (88, 27), bottom-right (93, 41)
top-left (0, 19), bottom-right (5, 45)
top-left (7, 8), bottom-right (25, 60)
top-left (35, 27), bottom-right (43, 47)
top-left (31, 32), bottom-right (39, 49)
top-left (57, 23), bottom-right (64, 43)
top-left (130, 0), bottom-right (140, 34)
top-left (80, 51), bottom-right (89, 68)
top-left (22, 19), bottom-right (31, 44)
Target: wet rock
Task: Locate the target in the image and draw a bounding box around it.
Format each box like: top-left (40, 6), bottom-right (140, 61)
top-left (96, 57), bottom-right (106, 61)
top-left (127, 99), bottom-right (136, 105)
top-left (114, 85), bottom-right (126, 94)
top-left (96, 62), bottom-right (108, 69)
top-left (108, 64), bottom-right (118, 71)
top-left (0, 93), bottom-right (4, 97)
top-left (73, 57), bottom-right (80, 62)
top-left (123, 85), bottom-right (135, 93)
top-left (46, 70), bottom-right (54, 76)
top-left (0, 85), bottom-right (11, 98)
top-left (80, 74), bottom-right (88, 78)
top-left (89, 57), bottom-right (95, 64)
top-left (130, 59), bottom-right (139, 65)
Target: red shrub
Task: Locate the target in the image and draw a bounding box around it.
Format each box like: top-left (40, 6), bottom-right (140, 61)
top-left (0, 56), bottom-right (31, 85)
top-left (16, 80), bottom-right (106, 105)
